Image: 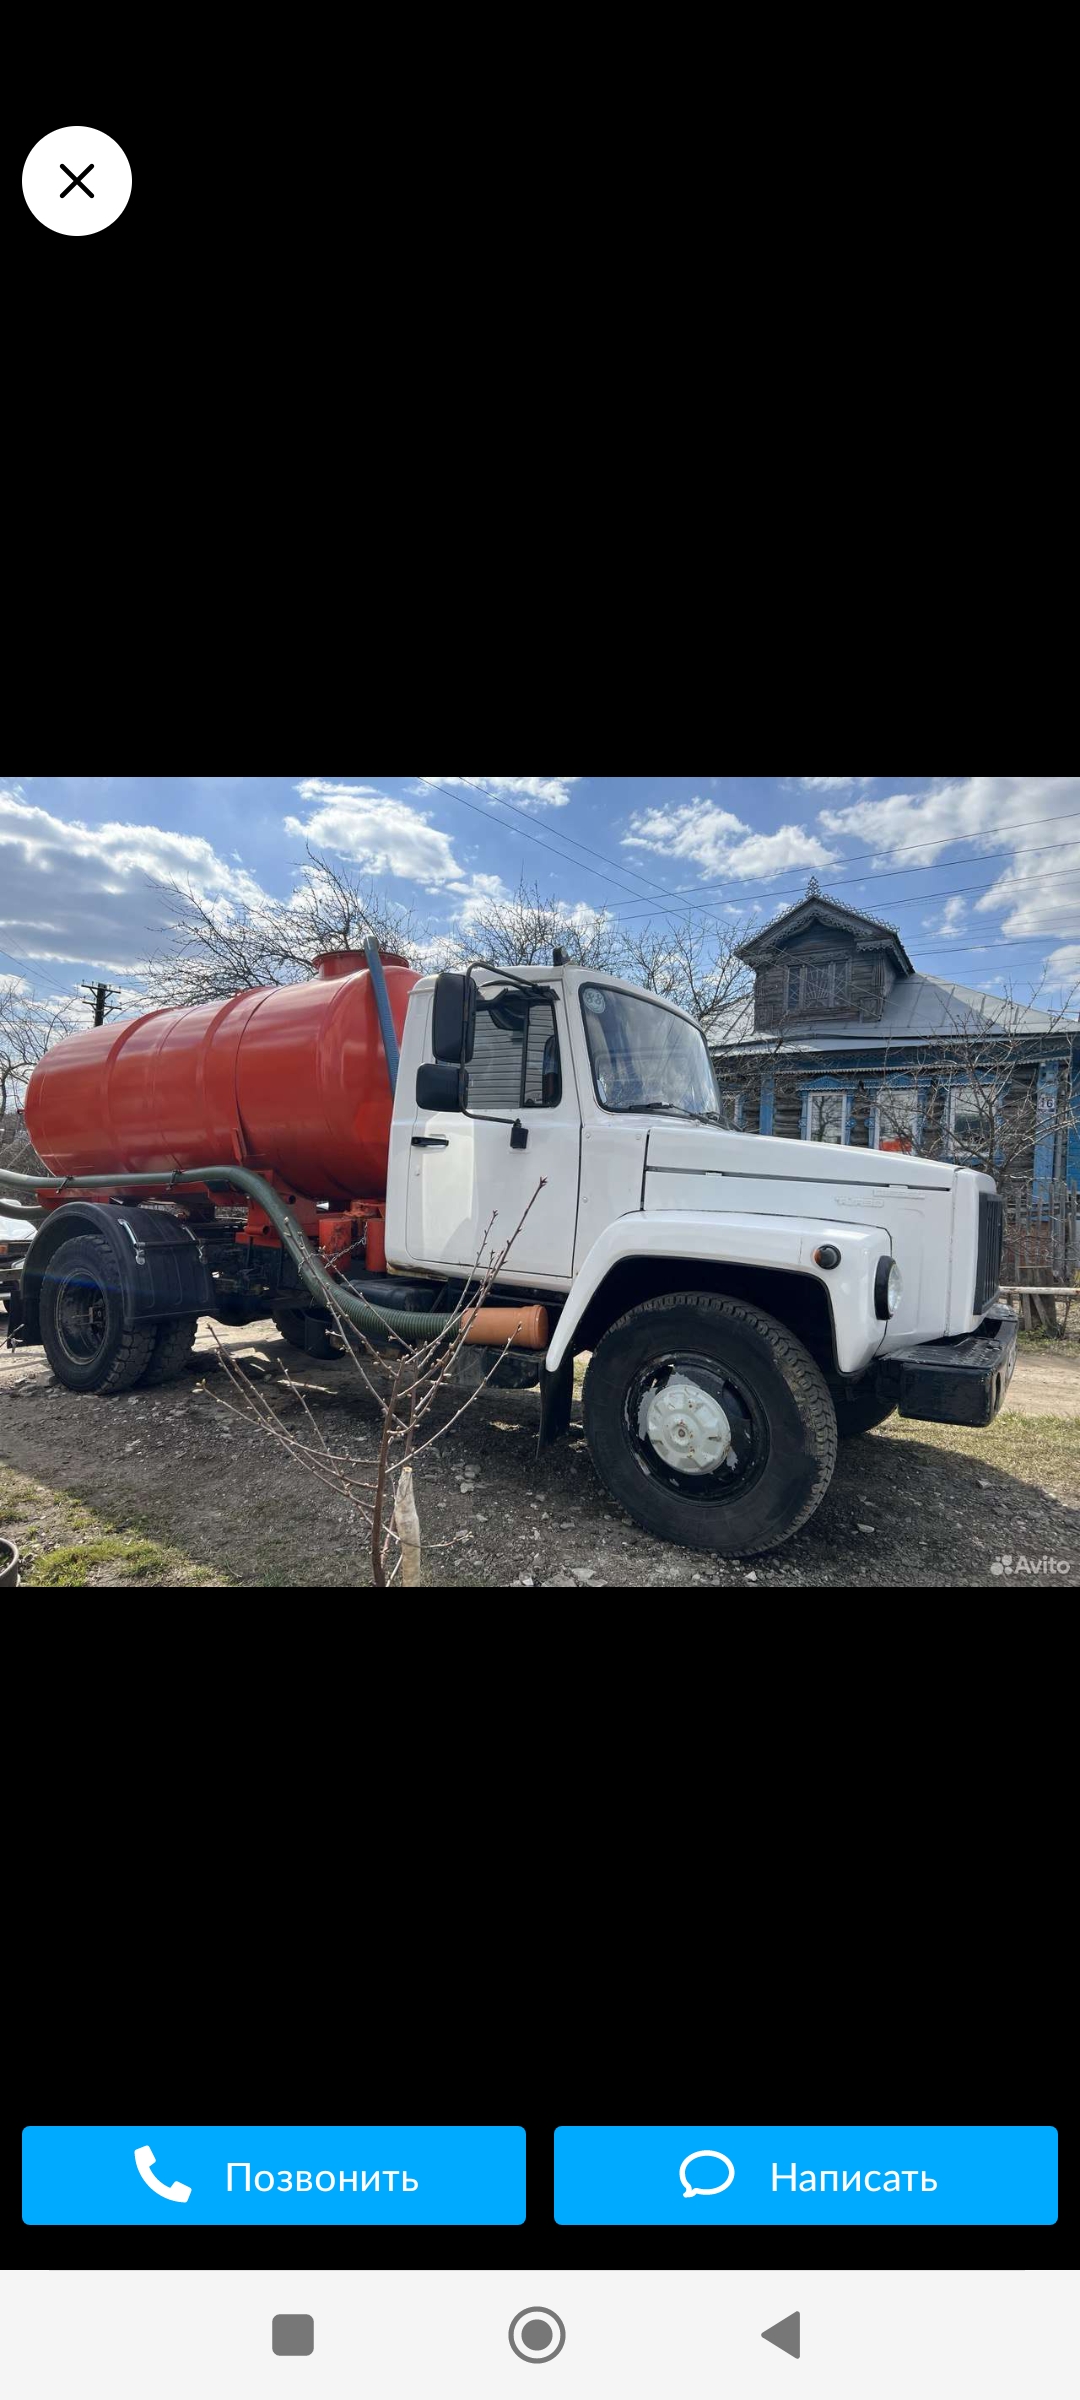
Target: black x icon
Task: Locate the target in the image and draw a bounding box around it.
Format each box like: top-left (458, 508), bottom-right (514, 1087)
top-left (59, 162), bottom-right (94, 198)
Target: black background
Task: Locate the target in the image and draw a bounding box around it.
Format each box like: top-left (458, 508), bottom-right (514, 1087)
top-left (8, 1556), bottom-right (1065, 2292)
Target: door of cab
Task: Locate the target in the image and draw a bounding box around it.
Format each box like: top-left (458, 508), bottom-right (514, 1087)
top-left (405, 985), bottom-right (578, 1278)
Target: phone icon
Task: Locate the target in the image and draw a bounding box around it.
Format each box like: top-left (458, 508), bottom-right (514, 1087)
top-left (134, 2143), bottom-right (192, 2203)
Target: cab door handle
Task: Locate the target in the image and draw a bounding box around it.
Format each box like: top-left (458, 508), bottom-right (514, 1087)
top-left (412, 1136), bottom-right (449, 1149)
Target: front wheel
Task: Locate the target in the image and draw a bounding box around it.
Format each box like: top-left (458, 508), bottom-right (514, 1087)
top-left (582, 1292), bottom-right (837, 1555)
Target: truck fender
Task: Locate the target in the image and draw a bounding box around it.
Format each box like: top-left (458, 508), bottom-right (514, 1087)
top-left (20, 1204), bottom-right (215, 1345)
top-left (546, 1210), bottom-right (891, 1376)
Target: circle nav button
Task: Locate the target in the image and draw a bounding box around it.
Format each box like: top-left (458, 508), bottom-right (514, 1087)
top-left (509, 2310), bottom-right (566, 2362)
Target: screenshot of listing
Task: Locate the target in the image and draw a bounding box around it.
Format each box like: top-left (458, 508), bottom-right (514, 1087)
top-left (5, 2122), bottom-right (1068, 2395)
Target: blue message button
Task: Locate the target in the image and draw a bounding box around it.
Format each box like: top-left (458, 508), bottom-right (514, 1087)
top-left (554, 2125), bottom-right (1058, 2225)
top-left (22, 2125), bottom-right (525, 2225)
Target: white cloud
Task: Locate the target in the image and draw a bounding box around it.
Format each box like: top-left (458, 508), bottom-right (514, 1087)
top-left (1045, 942), bottom-right (1080, 989)
top-left (445, 872), bottom-right (512, 921)
top-left (816, 774), bottom-right (1080, 863)
top-left (923, 895), bottom-right (966, 938)
top-left (623, 799), bottom-right (836, 881)
top-left (972, 837), bottom-right (1080, 944)
top-left (418, 775), bottom-right (581, 810)
top-left (288, 779), bottom-right (466, 886)
top-left (0, 787), bottom-right (268, 973)
top-left (796, 776), bottom-right (875, 791)
top-left (818, 778), bottom-right (1080, 985)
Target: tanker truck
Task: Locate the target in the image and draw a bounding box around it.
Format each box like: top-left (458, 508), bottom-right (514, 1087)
top-left (0, 947), bottom-right (1016, 1556)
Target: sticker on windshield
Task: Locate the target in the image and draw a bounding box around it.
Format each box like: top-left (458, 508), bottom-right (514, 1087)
top-left (582, 987), bottom-right (607, 1014)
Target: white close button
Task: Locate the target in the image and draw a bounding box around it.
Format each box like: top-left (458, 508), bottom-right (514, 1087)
top-left (22, 126), bottom-right (132, 236)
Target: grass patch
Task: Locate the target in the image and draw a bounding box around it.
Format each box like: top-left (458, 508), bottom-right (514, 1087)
top-left (885, 1410), bottom-right (1080, 1498)
top-left (33, 1535), bottom-right (207, 1586)
top-left (0, 1465), bottom-right (225, 1586)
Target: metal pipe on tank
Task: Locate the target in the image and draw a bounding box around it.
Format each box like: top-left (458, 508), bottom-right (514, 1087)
top-left (363, 941), bottom-right (400, 1093)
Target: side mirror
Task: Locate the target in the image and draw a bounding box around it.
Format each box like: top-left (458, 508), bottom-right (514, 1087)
top-left (416, 1061), bottom-right (468, 1112)
top-left (431, 971), bottom-right (477, 1064)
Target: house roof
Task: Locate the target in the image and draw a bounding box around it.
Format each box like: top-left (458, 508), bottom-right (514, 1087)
top-left (709, 971), bottom-right (1073, 1054)
top-left (736, 877), bottom-right (915, 975)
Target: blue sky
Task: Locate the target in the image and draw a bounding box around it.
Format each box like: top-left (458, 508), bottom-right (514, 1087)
top-left (1, 774), bottom-right (1078, 1009)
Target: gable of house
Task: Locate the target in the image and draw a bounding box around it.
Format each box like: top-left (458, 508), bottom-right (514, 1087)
top-left (734, 884), bottom-right (914, 1036)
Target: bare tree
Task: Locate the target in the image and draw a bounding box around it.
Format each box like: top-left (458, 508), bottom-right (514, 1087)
top-left (443, 877), bottom-right (626, 973)
top-left (0, 978), bottom-right (82, 1182)
top-left (447, 881), bottom-right (758, 1034)
top-left (145, 849), bottom-right (430, 1006)
top-left (615, 911), bottom-right (755, 1028)
top-left (206, 1184), bottom-right (546, 1588)
top-left (875, 980), bottom-right (1080, 1180)
top-left (709, 957), bottom-right (1080, 1170)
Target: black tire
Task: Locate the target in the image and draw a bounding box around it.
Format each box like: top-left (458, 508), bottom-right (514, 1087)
top-left (140, 1315), bottom-right (199, 1388)
top-left (39, 1234), bottom-right (156, 1395)
top-left (582, 1291), bottom-right (837, 1555)
top-left (832, 1385), bottom-right (897, 1439)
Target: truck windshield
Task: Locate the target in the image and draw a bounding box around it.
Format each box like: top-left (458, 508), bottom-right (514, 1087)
top-left (579, 985), bottom-right (721, 1119)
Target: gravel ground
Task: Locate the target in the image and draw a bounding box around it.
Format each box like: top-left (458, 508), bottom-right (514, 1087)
top-left (1, 1318), bottom-right (1077, 1588)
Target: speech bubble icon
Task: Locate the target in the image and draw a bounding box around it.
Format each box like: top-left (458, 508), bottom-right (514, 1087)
top-left (679, 2149), bottom-right (735, 2197)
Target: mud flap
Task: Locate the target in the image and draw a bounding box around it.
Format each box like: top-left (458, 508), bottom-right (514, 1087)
top-left (537, 1350), bottom-right (574, 1450)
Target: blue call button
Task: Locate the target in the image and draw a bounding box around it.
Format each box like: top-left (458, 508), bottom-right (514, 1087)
top-left (554, 2126), bottom-right (1058, 2224)
top-left (22, 2126), bottom-right (525, 2225)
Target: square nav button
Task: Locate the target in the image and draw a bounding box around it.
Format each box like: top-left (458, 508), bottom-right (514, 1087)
top-left (273, 2316), bottom-right (314, 2356)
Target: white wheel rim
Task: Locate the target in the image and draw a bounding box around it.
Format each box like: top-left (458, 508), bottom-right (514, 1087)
top-left (645, 1375), bottom-right (732, 1474)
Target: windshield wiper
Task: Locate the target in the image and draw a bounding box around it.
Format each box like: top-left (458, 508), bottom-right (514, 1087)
top-left (618, 1102), bottom-right (719, 1122)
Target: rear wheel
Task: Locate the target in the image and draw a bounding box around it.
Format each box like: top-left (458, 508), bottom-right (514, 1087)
top-left (582, 1291), bottom-right (837, 1554)
top-left (140, 1316), bottom-right (199, 1387)
top-left (39, 1234), bottom-right (156, 1395)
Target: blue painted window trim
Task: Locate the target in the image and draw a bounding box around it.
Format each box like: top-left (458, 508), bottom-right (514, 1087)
top-left (801, 1085), bottom-right (849, 1143)
top-left (871, 1073), bottom-right (923, 1153)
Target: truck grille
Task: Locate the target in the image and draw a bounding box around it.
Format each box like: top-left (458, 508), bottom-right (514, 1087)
top-left (974, 1192), bottom-right (1004, 1313)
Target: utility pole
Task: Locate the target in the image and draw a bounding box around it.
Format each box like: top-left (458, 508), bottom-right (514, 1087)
top-left (80, 981), bottom-right (117, 1027)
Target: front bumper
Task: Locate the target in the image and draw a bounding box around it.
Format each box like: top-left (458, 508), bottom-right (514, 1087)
top-left (870, 1302), bottom-right (1017, 1428)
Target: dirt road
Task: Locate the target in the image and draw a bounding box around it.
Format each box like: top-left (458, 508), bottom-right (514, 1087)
top-left (2, 1320), bottom-right (1077, 1588)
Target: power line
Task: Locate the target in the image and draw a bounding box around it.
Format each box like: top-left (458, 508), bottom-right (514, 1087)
top-left (412, 775), bottom-right (686, 906)
top-left (419, 775), bottom-right (686, 902)
top-left (699, 863), bottom-right (1080, 928)
top-left (610, 823), bottom-right (1080, 922)
top-left (609, 807), bottom-right (1080, 917)
top-left (888, 932), bottom-right (1080, 960)
top-left (417, 779), bottom-right (1080, 928)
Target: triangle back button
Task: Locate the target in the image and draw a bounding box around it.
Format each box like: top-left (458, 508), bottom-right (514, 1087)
top-left (762, 2312), bottom-right (800, 2359)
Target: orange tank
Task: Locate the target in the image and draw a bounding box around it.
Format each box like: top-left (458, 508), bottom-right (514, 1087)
top-left (24, 952), bottom-right (418, 1204)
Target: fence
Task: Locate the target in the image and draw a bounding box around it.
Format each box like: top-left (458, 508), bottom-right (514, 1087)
top-left (1000, 1177), bottom-right (1079, 1289)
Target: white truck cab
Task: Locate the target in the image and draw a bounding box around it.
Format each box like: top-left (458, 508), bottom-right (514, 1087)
top-left (387, 963), bottom-right (1015, 1554)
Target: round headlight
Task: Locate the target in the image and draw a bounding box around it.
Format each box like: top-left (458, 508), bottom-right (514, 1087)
top-left (874, 1254), bottom-right (902, 1318)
